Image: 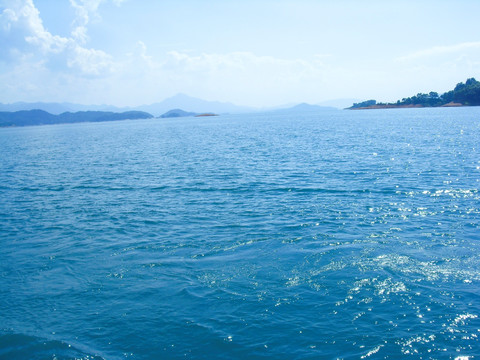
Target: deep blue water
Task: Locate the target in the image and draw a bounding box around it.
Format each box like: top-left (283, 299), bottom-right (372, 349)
top-left (1, 107), bottom-right (479, 359)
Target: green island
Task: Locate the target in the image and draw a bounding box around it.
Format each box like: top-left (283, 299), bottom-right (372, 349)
top-left (349, 77), bottom-right (480, 109)
top-left (159, 109), bottom-right (219, 118)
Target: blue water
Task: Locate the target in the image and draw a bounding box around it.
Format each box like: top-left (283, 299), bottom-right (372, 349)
top-left (1, 107), bottom-right (479, 359)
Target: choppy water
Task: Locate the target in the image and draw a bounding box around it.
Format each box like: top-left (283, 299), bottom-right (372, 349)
top-left (1, 107), bottom-right (479, 359)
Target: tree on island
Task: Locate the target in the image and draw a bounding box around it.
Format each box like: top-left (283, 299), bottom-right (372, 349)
top-left (442, 78), bottom-right (480, 106)
top-left (351, 99), bottom-right (377, 108)
top-left (350, 78), bottom-right (480, 108)
top-left (395, 91), bottom-right (443, 107)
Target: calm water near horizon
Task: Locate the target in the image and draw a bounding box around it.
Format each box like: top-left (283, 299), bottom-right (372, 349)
top-left (1, 107), bottom-right (479, 359)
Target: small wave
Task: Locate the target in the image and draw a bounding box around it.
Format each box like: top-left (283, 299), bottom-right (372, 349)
top-left (399, 188), bottom-right (479, 199)
top-left (359, 254), bottom-right (480, 283)
top-left (0, 332), bottom-right (105, 360)
top-left (361, 344), bottom-right (384, 359)
top-left (264, 187), bottom-right (399, 195)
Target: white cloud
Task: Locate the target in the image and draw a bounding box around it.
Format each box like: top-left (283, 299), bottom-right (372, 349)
top-left (69, 0), bottom-right (101, 43)
top-left (0, 8), bottom-right (17, 31)
top-left (67, 45), bottom-right (114, 76)
top-left (68, 0), bottom-right (128, 43)
top-left (397, 42), bottom-right (480, 62)
top-left (0, 0), bottom-right (118, 76)
top-left (156, 51), bottom-right (335, 106)
top-left (135, 40), bottom-right (158, 69)
top-left (0, 0), bottom-right (68, 55)
top-left (162, 51), bottom-right (328, 84)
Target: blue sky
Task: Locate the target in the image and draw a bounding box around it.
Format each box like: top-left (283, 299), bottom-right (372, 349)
top-left (1, 0), bottom-right (480, 107)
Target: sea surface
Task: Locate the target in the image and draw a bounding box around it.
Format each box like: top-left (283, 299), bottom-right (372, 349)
top-left (1, 107), bottom-right (479, 359)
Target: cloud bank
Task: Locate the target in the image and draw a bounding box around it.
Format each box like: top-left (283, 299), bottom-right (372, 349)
top-left (0, 0), bottom-right (336, 106)
top-left (1, 0), bottom-right (479, 107)
top-left (0, 0), bottom-right (115, 76)
top-left (397, 42), bottom-right (480, 62)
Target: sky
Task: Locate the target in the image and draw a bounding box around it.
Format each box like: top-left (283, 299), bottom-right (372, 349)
top-left (1, 0), bottom-right (480, 108)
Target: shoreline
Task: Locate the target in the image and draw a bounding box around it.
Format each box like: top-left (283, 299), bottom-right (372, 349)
top-left (349, 102), bottom-right (466, 110)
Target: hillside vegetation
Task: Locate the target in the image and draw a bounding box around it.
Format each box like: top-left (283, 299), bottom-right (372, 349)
top-left (350, 78), bottom-right (480, 109)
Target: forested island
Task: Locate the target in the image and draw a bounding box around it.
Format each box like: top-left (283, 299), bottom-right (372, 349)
top-left (0, 110), bottom-right (153, 127)
top-left (159, 109), bottom-right (219, 118)
top-left (160, 109), bottom-right (197, 118)
top-left (349, 78), bottom-right (480, 109)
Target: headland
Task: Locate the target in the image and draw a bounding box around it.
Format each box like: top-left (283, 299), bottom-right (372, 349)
top-left (348, 78), bottom-right (480, 110)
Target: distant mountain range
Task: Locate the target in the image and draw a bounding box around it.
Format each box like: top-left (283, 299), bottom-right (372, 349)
top-left (0, 110), bottom-right (153, 127)
top-left (0, 102), bottom-right (121, 115)
top-left (158, 103), bottom-right (338, 119)
top-left (270, 103), bottom-right (338, 113)
top-left (0, 94), bottom-right (254, 117)
top-left (160, 109), bottom-right (198, 118)
top-left (317, 98), bottom-right (362, 109)
top-left (0, 93), bottom-right (349, 117)
top-left (140, 94), bottom-right (254, 116)
top-left (0, 102), bottom-right (341, 127)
